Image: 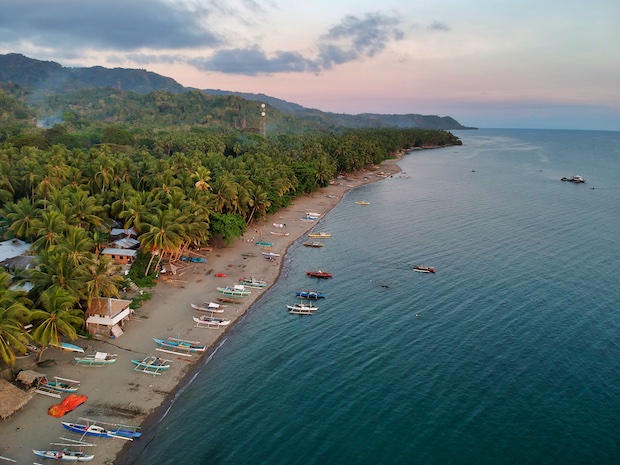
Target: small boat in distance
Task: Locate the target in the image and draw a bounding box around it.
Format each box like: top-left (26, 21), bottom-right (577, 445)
top-left (270, 231), bottom-right (290, 236)
top-left (256, 241), bottom-right (275, 247)
top-left (262, 251), bottom-right (281, 259)
top-left (355, 201), bottom-right (370, 205)
top-left (561, 175), bottom-right (586, 183)
top-left (306, 270), bottom-right (333, 279)
top-left (300, 216), bottom-right (317, 221)
top-left (33, 449), bottom-right (95, 462)
top-left (413, 265), bottom-right (436, 273)
top-left (305, 211), bottom-right (321, 218)
top-left (308, 232), bottom-right (331, 238)
top-left (295, 290), bottom-right (325, 299)
top-left (303, 241), bottom-right (324, 248)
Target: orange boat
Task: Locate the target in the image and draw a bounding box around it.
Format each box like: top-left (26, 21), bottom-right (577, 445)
top-left (306, 270), bottom-right (333, 279)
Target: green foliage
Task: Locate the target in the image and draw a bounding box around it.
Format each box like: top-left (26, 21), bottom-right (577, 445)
top-left (126, 250), bottom-right (158, 287)
top-left (210, 212), bottom-right (247, 244)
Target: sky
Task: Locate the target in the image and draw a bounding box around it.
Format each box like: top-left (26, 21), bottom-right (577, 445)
top-left (1, 0), bottom-right (619, 131)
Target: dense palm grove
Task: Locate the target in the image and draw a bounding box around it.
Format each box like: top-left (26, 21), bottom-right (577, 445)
top-left (0, 90), bottom-right (462, 367)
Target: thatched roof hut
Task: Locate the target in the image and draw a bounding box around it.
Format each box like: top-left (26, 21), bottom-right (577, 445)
top-left (0, 379), bottom-right (34, 420)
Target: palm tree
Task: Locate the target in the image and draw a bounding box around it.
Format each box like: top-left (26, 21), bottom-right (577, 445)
top-left (30, 287), bottom-right (84, 363)
top-left (139, 208), bottom-right (185, 275)
top-left (119, 191), bottom-right (155, 234)
top-left (83, 255), bottom-right (124, 306)
top-left (0, 271), bottom-right (31, 366)
top-left (28, 250), bottom-right (87, 303)
top-left (3, 197), bottom-right (41, 242)
top-left (58, 226), bottom-right (95, 267)
top-left (31, 209), bottom-right (66, 253)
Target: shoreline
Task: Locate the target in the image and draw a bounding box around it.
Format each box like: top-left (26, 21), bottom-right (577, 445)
top-left (0, 155), bottom-right (403, 465)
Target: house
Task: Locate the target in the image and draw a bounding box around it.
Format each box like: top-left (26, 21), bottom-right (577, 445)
top-left (0, 239), bottom-right (31, 269)
top-left (85, 297), bottom-right (133, 339)
top-left (111, 236), bottom-right (140, 249)
top-left (101, 247), bottom-right (137, 265)
top-left (109, 227), bottom-right (137, 239)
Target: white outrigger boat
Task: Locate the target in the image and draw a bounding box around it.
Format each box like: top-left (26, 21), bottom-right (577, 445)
top-left (287, 302), bottom-right (319, 315)
top-left (35, 376), bottom-right (81, 398)
top-left (131, 355), bottom-right (172, 375)
top-left (153, 337), bottom-right (205, 357)
top-left (33, 448), bottom-right (94, 462)
top-left (74, 352), bottom-right (117, 366)
top-left (238, 277), bottom-right (269, 288)
top-left (193, 315), bottom-right (231, 329)
top-left (217, 284), bottom-right (251, 296)
top-left (191, 302), bottom-right (225, 313)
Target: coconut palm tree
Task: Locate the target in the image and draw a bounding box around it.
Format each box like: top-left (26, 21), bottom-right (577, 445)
top-left (31, 209), bottom-right (66, 253)
top-left (28, 250), bottom-right (87, 303)
top-left (30, 287), bottom-right (84, 363)
top-left (0, 271), bottom-right (31, 366)
top-left (139, 208), bottom-right (185, 275)
top-left (3, 197), bottom-right (41, 242)
top-left (83, 255), bottom-right (123, 306)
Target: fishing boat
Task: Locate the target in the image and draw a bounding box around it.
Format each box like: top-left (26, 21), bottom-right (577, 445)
top-left (355, 201), bottom-right (370, 205)
top-left (35, 376), bottom-right (81, 398)
top-left (154, 337), bottom-right (205, 357)
top-left (193, 315), bottom-right (231, 329)
top-left (241, 253), bottom-right (257, 258)
top-left (413, 264), bottom-right (436, 273)
top-left (270, 231), bottom-right (290, 236)
top-left (305, 211), bottom-right (321, 218)
top-left (33, 449), bottom-right (94, 462)
top-left (74, 352), bottom-right (117, 366)
top-left (300, 216), bottom-right (317, 221)
top-left (262, 251), bottom-right (281, 259)
top-left (61, 419), bottom-right (141, 440)
top-left (255, 241), bottom-right (274, 247)
top-left (191, 302), bottom-right (225, 313)
top-left (287, 302), bottom-right (319, 315)
top-left (238, 277), bottom-right (269, 288)
top-left (51, 342), bottom-right (85, 353)
top-left (131, 355), bottom-right (172, 375)
top-left (217, 284), bottom-right (251, 296)
top-left (561, 175), bottom-right (586, 183)
top-left (295, 290), bottom-right (325, 300)
top-left (306, 270), bottom-right (333, 278)
top-left (303, 241), bottom-right (324, 248)
top-left (308, 232), bottom-right (331, 238)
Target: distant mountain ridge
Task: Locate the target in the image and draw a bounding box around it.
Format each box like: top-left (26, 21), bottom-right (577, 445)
top-left (0, 53), bottom-right (473, 130)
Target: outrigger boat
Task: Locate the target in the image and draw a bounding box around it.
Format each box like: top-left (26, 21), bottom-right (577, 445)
top-left (255, 241), bottom-right (274, 247)
top-left (74, 352), bottom-right (117, 366)
top-left (308, 232), bottom-right (331, 238)
top-left (193, 315), bottom-right (231, 329)
top-left (153, 337), bottom-right (205, 357)
top-left (270, 231), bottom-right (289, 236)
top-left (287, 302), bottom-right (319, 315)
top-left (413, 264), bottom-right (436, 273)
top-left (191, 302), bottom-right (225, 313)
top-left (62, 419), bottom-right (141, 440)
top-left (300, 216), bottom-right (317, 221)
top-left (262, 251), bottom-right (281, 259)
top-left (295, 290), bottom-right (325, 300)
top-left (33, 448), bottom-right (94, 462)
top-left (238, 276), bottom-right (269, 288)
top-left (131, 355), bottom-right (172, 375)
top-left (36, 376), bottom-right (81, 398)
top-left (306, 270), bottom-right (333, 279)
top-left (51, 342), bottom-right (85, 353)
top-left (303, 241), bottom-right (324, 248)
top-left (305, 211), bottom-right (321, 218)
top-left (355, 201), bottom-right (370, 205)
top-left (217, 284), bottom-right (251, 296)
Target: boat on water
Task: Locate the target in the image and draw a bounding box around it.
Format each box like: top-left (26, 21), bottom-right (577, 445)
top-left (191, 302), bottom-right (225, 313)
top-left (561, 175), bottom-right (586, 183)
top-left (287, 302), bottom-right (319, 315)
top-left (217, 285), bottom-right (251, 296)
top-left (355, 201), bottom-right (370, 205)
top-left (295, 290), bottom-right (325, 299)
top-left (131, 355), bottom-right (172, 375)
top-left (61, 420), bottom-right (141, 440)
top-left (303, 241), bottom-right (324, 248)
top-left (306, 270), bottom-right (333, 278)
top-left (51, 342), bottom-right (85, 353)
top-left (193, 315), bottom-right (231, 329)
top-left (308, 232), bottom-right (331, 238)
top-left (74, 352), bottom-right (117, 366)
top-left (262, 251), bottom-right (281, 259)
top-left (255, 241), bottom-right (274, 247)
top-left (33, 449), bottom-right (94, 462)
top-left (238, 277), bottom-right (269, 288)
top-left (413, 264), bottom-right (436, 273)
top-left (154, 337), bottom-right (205, 356)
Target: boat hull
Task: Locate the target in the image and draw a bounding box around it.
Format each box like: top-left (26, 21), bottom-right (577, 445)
top-left (61, 422), bottom-right (141, 439)
top-left (33, 450), bottom-right (94, 462)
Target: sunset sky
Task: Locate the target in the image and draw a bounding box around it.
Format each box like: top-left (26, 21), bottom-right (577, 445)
top-left (1, 0), bottom-right (619, 130)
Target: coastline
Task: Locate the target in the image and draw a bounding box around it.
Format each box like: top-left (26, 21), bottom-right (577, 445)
top-left (0, 156), bottom-right (403, 465)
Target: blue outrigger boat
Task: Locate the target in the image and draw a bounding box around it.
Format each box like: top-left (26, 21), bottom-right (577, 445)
top-left (295, 290), bottom-right (325, 300)
top-left (61, 419), bottom-right (141, 440)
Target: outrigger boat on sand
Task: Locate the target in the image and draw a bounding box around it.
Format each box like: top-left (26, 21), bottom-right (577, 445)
top-left (262, 251), bottom-right (281, 259)
top-left (154, 337), bottom-right (205, 357)
top-left (193, 315), bottom-right (231, 329)
top-left (74, 352), bottom-right (117, 366)
top-left (131, 355), bottom-right (172, 375)
top-left (270, 231), bottom-right (289, 236)
top-left (238, 277), bottom-right (269, 288)
top-left (33, 448), bottom-right (94, 462)
top-left (51, 342), bottom-right (85, 353)
top-left (255, 241), bottom-right (274, 247)
top-left (217, 284), bottom-right (251, 296)
top-left (191, 302), bottom-right (225, 313)
top-left (36, 376), bottom-right (81, 398)
top-left (61, 418), bottom-right (141, 440)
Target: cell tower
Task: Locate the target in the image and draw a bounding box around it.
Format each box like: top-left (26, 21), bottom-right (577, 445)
top-left (260, 103), bottom-right (266, 137)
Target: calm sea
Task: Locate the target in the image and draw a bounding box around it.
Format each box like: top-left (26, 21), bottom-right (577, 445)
top-left (123, 129), bottom-right (620, 465)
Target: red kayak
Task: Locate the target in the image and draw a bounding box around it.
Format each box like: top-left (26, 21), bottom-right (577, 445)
top-left (306, 270), bottom-right (333, 279)
top-left (215, 273), bottom-right (227, 277)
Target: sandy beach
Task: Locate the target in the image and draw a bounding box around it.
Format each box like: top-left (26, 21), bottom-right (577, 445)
top-left (0, 157), bottom-right (402, 465)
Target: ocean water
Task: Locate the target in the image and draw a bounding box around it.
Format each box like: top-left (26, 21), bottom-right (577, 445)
top-left (123, 129), bottom-right (620, 465)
